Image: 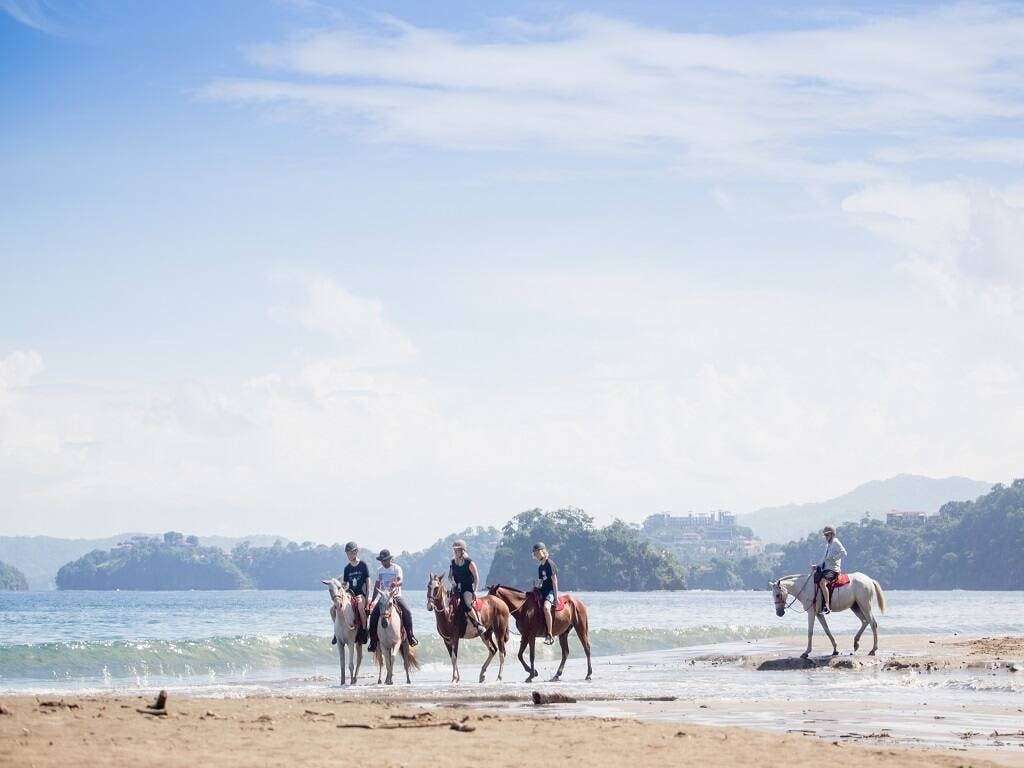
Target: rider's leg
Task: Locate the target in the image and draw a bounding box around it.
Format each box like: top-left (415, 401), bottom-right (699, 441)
top-left (396, 595), bottom-right (418, 646)
top-left (356, 595), bottom-right (368, 643)
top-left (822, 572), bottom-right (835, 613)
top-left (367, 602), bottom-right (381, 651)
top-left (543, 599), bottom-right (554, 643)
top-left (463, 590), bottom-right (485, 631)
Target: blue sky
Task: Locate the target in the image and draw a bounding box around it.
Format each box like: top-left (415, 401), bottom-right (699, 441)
top-left (1, 1), bottom-right (1022, 547)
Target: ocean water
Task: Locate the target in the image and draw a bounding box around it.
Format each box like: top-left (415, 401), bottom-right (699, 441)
top-left (2, 589), bottom-right (1023, 749)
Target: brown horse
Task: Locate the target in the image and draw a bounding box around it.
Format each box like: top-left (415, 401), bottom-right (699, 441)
top-left (487, 584), bottom-right (592, 682)
top-left (426, 573), bottom-right (509, 683)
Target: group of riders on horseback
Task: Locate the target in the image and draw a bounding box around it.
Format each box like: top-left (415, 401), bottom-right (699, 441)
top-left (325, 522), bottom-right (880, 684)
top-left (333, 539), bottom-right (564, 653)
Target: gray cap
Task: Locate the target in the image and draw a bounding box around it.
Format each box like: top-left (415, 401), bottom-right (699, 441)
top-left (344, 541), bottom-right (359, 552)
top-left (452, 539), bottom-right (467, 551)
top-left (532, 542), bottom-right (546, 552)
top-left (822, 525), bottom-right (836, 535)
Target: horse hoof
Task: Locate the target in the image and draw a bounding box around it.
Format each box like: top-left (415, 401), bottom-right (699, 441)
top-left (585, 675), bottom-right (592, 681)
top-left (868, 650), bottom-right (876, 656)
top-left (831, 650), bottom-right (839, 657)
top-left (800, 653), bottom-right (809, 660)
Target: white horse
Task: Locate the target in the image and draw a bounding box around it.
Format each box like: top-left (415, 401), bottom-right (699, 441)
top-left (374, 588), bottom-right (419, 685)
top-left (322, 578), bottom-right (364, 685)
top-left (770, 571), bottom-right (886, 659)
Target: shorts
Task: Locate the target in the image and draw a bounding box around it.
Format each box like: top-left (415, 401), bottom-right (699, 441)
top-left (542, 592), bottom-right (556, 605)
top-left (815, 569), bottom-right (838, 584)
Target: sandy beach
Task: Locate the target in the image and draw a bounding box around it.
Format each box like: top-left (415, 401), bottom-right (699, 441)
top-left (2, 693), bottom-right (1022, 768)
top-left (3, 634), bottom-right (1023, 768)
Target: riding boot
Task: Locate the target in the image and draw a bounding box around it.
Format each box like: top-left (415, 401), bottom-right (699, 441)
top-left (331, 635), bottom-right (337, 645)
top-left (367, 616), bottom-right (379, 652)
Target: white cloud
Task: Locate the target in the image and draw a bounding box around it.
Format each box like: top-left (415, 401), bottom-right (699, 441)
top-left (0, 349), bottom-right (43, 392)
top-left (201, 5), bottom-right (1024, 181)
top-left (0, 0), bottom-right (65, 35)
top-left (271, 273), bottom-right (416, 368)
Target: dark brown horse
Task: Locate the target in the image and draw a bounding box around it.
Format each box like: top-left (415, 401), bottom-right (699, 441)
top-left (487, 584), bottom-right (592, 682)
top-left (426, 573), bottom-right (509, 683)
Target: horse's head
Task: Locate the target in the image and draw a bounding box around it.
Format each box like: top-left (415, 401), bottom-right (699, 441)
top-left (322, 577), bottom-right (342, 599)
top-left (769, 578), bottom-right (788, 617)
top-left (378, 587), bottom-right (394, 627)
top-left (425, 572), bottom-right (444, 612)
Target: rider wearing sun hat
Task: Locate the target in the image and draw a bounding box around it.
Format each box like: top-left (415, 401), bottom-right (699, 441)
top-left (812, 525), bottom-right (847, 614)
top-left (367, 548), bottom-right (418, 652)
top-left (448, 538), bottom-right (486, 634)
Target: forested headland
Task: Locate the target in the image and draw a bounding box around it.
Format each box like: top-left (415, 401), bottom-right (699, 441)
top-left (51, 479), bottom-right (1021, 591)
top-left (0, 560), bottom-right (28, 590)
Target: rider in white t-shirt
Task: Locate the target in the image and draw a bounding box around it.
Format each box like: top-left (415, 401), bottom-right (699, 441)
top-left (367, 549), bottom-right (418, 651)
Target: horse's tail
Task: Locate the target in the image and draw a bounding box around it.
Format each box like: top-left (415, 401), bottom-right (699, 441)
top-left (401, 640), bottom-right (421, 671)
top-left (872, 579), bottom-right (886, 614)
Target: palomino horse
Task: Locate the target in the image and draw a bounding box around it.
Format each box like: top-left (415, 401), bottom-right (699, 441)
top-left (487, 585), bottom-right (592, 682)
top-left (373, 587), bottom-right (419, 685)
top-left (322, 578), bottom-right (364, 685)
top-left (770, 571), bottom-right (886, 659)
top-left (426, 573), bottom-right (509, 683)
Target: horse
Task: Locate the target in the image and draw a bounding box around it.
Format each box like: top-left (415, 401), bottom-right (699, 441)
top-left (322, 578), bottom-right (365, 685)
top-left (770, 571), bottom-right (886, 659)
top-left (426, 573), bottom-right (509, 683)
top-left (487, 584), bottom-right (592, 682)
top-left (373, 587), bottom-right (419, 685)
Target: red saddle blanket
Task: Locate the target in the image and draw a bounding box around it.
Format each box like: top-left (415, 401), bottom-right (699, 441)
top-left (530, 592), bottom-right (570, 612)
top-left (472, 598), bottom-right (483, 612)
top-left (828, 573), bottom-right (851, 592)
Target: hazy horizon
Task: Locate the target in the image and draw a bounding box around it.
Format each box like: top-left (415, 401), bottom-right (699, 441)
top-left (2, 2), bottom-right (1022, 549)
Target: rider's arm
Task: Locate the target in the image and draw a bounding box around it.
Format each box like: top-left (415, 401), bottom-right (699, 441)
top-left (469, 561), bottom-right (480, 593)
top-left (551, 566), bottom-right (559, 598)
top-left (448, 561), bottom-right (455, 588)
top-left (834, 540), bottom-right (847, 561)
top-left (392, 564), bottom-right (404, 587)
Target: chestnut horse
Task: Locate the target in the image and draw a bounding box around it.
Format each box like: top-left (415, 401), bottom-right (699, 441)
top-left (487, 585), bottom-right (592, 682)
top-left (426, 573), bottom-right (510, 683)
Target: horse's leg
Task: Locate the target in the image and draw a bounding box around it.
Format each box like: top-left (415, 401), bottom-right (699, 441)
top-left (529, 637), bottom-right (538, 681)
top-left (867, 603), bottom-right (879, 656)
top-left (496, 622), bottom-right (506, 682)
top-left (517, 635), bottom-right (533, 678)
top-left (342, 638), bottom-right (350, 688)
top-left (451, 638), bottom-right (460, 683)
top-left (801, 610), bottom-right (815, 659)
top-left (573, 605), bottom-right (593, 680)
top-left (353, 640), bottom-right (362, 684)
top-left (479, 631), bottom-right (496, 683)
top-left (816, 613), bottom-right (838, 655)
top-left (850, 604), bottom-right (868, 653)
top-left (386, 645), bottom-right (395, 685)
top-left (551, 631), bottom-right (570, 681)
top-left (403, 640), bottom-right (411, 685)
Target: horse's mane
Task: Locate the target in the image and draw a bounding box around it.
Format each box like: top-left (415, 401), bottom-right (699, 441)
top-left (488, 583), bottom-right (526, 595)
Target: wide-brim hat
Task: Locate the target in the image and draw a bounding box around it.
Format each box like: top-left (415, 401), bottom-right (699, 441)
top-left (376, 548), bottom-right (392, 561)
top-left (532, 542), bottom-right (546, 552)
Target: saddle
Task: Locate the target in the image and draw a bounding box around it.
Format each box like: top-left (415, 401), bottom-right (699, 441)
top-left (530, 591), bottom-right (569, 613)
top-left (828, 573), bottom-right (851, 593)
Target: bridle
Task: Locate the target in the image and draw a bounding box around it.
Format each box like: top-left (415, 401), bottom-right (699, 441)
top-left (773, 573), bottom-right (812, 614)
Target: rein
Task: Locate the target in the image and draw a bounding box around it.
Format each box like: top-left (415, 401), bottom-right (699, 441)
top-left (780, 573), bottom-right (813, 614)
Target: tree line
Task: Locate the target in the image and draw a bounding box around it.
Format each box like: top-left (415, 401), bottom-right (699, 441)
top-left (53, 480), bottom-right (1021, 591)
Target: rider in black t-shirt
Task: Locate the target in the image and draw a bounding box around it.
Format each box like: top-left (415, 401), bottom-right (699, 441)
top-left (339, 541), bottom-right (369, 644)
top-left (532, 542), bottom-right (559, 645)
top-left (448, 539), bottom-right (485, 633)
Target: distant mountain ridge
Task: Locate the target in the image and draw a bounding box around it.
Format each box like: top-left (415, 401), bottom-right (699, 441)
top-left (738, 474), bottom-right (994, 545)
top-left (0, 533), bottom-right (289, 590)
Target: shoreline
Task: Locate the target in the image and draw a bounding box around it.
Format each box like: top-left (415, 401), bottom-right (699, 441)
top-left (3, 693), bottom-right (1023, 768)
top-left (3, 634), bottom-right (1023, 765)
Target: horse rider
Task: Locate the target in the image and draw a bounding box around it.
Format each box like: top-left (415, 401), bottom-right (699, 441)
top-left (337, 541), bottom-right (370, 644)
top-left (532, 542), bottom-right (559, 645)
top-left (448, 539), bottom-right (486, 634)
top-left (367, 548), bottom-right (418, 651)
top-left (811, 525), bottom-right (847, 614)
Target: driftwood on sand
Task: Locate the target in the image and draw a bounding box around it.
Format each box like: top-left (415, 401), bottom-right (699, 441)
top-left (137, 690), bottom-right (168, 716)
top-left (532, 691), bottom-right (577, 705)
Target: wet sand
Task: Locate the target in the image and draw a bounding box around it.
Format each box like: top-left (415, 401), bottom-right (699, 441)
top-left (2, 694), bottom-right (1021, 768)
top-left (3, 634), bottom-right (1022, 767)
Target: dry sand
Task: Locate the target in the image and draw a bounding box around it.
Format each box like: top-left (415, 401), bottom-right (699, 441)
top-left (3, 634), bottom-right (1023, 768)
top-left (2, 694), bottom-right (1020, 768)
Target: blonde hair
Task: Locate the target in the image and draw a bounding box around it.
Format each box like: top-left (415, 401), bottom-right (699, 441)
top-left (534, 547), bottom-right (549, 560)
